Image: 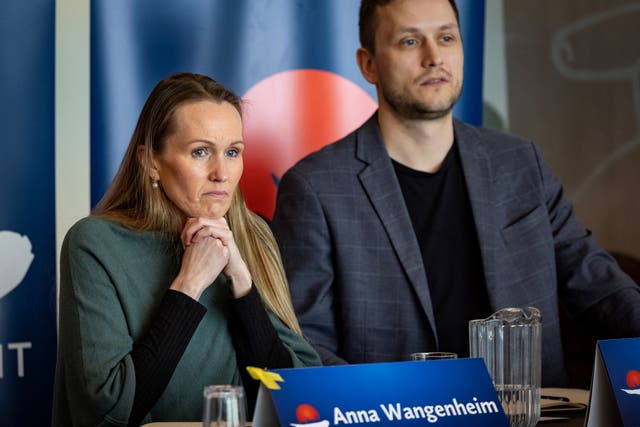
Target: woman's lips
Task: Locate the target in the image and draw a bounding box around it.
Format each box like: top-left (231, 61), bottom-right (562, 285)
top-left (203, 190), bottom-right (228, 198)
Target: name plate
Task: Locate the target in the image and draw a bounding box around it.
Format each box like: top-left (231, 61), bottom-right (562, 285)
top-left (586, 338), bottom-right (640, 426)
top-left (252, 358), bottom-right (508, 427)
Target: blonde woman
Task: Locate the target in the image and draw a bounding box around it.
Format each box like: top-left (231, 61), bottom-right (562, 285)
top-left (52, 73), bottom-right (320, 426)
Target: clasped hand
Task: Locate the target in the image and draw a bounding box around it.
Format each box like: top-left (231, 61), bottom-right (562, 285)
top-left (170, 217), bottom-right (252, 300)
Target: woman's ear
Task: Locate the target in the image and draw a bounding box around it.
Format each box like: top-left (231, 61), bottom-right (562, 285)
top-left (137, 145), bottom-right (160, 181)
top-left (356, 47), bottom-right (378, 85)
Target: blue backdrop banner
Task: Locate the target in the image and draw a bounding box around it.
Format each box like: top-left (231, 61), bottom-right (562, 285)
top-left (91, 0), bottom-right (485, 218)
top-left (0, 1), bottom-right (56, 425)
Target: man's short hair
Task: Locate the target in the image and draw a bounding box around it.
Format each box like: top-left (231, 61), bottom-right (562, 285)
top-left (359, 0), bottom-right (460, 53)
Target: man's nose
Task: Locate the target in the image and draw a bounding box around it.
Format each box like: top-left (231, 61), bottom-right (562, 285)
top-left (421, 39), bottom-right (443, 67)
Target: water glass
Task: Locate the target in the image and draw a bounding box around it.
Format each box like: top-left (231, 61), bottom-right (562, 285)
top-left (469, 307), bottom-right (542, 427)
top-left (203, 385), bottom-right (246, 427)
top-left (410, 352), bottom-right (458, 360)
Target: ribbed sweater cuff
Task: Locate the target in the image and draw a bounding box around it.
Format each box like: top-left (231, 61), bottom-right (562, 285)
top-left (229, 286), bottom-right (280, 356)
top-left (228, 285), bottom-right (292, 419)
top-left (228, 285), bottom-right (292, 367)
top-left (128, 290), bottom-right (206, 426)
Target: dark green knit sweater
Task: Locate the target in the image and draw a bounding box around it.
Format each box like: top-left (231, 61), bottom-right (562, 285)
top-left (52, 217), bottom-right (320, 426)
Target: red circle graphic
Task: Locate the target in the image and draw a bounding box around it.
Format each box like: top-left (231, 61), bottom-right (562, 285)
top-left (296, 403), bottom-right (320, 423)
top-left (627, 369), bottom-right (640, 389)
top-left (240, 69), bottom-right (377, 219)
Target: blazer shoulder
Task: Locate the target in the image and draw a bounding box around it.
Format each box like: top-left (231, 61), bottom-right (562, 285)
top-left (454, 121), bottom-right (548, 183)
top-left (287, 127), bottom-right (360, 174)
top-left (455, 120), bottom-right (534, 152)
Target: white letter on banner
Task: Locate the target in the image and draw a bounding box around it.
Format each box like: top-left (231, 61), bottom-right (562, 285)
top-left (412, 406), bottom-right (425, 418)
top-left (425, 406), bottom-right (437, 423)
top-left (379, 403), bottom-right (402, 420)
top-left (480, 401), bottom-right (499, 413)
top-left (334, 407), bottom-right (349, 424)
top-left (453, 398), bottom-right (468, 415)
top-left (403, 406), bottom-right (415, 419)
top-left (8, 342), bottom-right (32, 377)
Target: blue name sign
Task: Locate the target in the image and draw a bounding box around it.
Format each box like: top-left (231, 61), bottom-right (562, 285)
top-left (586, 338), bottom-right (640, 426)
top-left (253, 359), bottom-right (508, 427)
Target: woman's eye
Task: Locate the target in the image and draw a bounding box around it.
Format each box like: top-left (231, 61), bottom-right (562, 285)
top-left (192, 148), bottom-right (208, 158)
top-left (225, 148), bottom-right (239, 158)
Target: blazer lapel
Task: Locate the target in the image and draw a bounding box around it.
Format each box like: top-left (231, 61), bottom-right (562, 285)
top-left (455, 120), bottom-right (499, 309)
top-left (355, 115), bottom-right (439, 343)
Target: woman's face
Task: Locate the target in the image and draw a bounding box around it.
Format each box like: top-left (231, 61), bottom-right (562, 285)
top-left (151, 100), bottom-right (244, 219)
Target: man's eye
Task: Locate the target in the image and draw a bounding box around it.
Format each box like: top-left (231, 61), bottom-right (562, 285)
top-left (192, 148), bottom-right (207, 158)
top-left (403, 39), bottom-right (417, 46)
top-left (442, 35), bottom-right (454, 43)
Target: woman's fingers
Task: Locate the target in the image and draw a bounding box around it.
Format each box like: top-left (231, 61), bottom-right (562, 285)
top-left (181, 217), bottom-right (231, 247)
top-left (171, 236), bottom-right (230, 300)
top-left (178, 217), bottom-right (251, 298)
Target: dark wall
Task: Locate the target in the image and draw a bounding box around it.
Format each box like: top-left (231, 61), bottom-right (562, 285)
top-left (504, 0), bottom-right (640, 262)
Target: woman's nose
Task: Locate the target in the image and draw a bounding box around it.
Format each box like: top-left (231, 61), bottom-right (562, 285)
top-left (209, 156), bottom-right (228, 182)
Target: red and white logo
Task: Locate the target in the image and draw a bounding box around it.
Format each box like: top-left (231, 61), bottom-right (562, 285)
top-left (290, 403), bottom-right (330, 427)
top-left (622, 369), bottom-right (640, 395)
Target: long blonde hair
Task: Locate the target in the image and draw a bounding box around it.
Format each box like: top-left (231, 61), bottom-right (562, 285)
top-left (93, 72), bottom-right (302, 335)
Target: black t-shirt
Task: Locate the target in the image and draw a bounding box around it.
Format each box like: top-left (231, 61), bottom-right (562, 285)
top-left (393, 142), bottom-right (492, 357)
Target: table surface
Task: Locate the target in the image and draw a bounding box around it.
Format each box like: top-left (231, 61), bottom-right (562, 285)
top-left (541, 412), bottom-right (585, 426)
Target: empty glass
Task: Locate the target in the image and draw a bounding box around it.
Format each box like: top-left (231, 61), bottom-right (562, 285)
top-left (203, 385), bottom-right (246, 427)
top-left (469, 307), bottom-right (542, 427)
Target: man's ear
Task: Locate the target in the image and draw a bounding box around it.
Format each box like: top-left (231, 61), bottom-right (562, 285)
top-left (356, 47), bottom-right (378, 85)
top-left (137, 145), bottom-right (160, 181)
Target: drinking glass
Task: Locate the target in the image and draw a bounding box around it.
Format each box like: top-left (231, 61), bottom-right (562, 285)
top-left (203, 385), bottom-right (246, 427)
top-left (469, 307), bottom-right (542, 427)
top-left (410, 352), bottom-right (458, 360)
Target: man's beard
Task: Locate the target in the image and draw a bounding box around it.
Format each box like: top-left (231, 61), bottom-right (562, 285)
top-left (382, 85), bottom-right (462, 121)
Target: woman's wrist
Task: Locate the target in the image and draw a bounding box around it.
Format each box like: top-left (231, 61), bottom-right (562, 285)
top-left (169, 275), bottom-right (204, 300)
top-left (227, 272), bottom-right (252, 298)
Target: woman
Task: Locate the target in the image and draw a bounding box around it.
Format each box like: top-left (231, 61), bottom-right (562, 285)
top-left (52, 73), bottom-right (321, 426)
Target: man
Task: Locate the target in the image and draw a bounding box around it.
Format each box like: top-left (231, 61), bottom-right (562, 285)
top-left (271, 0), bottom-right (640, 386)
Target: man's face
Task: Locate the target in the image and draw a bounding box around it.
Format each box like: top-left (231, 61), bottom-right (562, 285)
top-left (366, 0), bottom-right (464, 121)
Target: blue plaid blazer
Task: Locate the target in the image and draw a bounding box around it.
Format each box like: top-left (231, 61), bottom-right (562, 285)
top-left (271, 114), bottom-right (640, 386)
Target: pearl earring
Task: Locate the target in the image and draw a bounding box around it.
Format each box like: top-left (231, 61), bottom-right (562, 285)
top-left (152, 180), bottom-right (159, 189)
